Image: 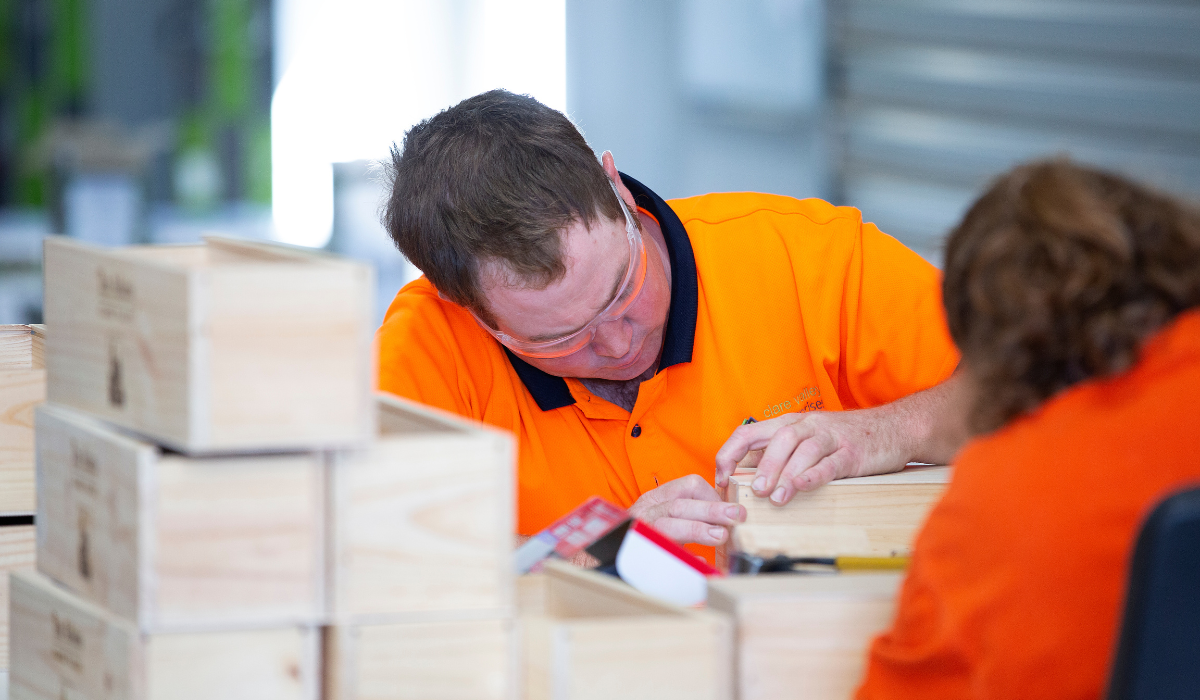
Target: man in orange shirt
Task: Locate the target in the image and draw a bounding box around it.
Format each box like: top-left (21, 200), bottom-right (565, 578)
top-left (858, 161), bottom-right (1200, 698)
top-left (377, 90), bottom-right (965, 548)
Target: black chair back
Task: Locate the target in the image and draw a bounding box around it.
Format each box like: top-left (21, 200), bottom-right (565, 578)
top-left (1107, 486), bottom-right (1200, 700)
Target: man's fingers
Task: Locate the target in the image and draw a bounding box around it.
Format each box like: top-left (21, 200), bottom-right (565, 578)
top-left (631, 474), bottom-right (717, 508)
top-left (750, 421), bottom-right (821, 497)
top-left (772, 451), bottom-right (846, 505)
top-left (651, 517), bottom-right (730, 546)
top-left (736, 448), bottom-right (763, 470)
top-left (641, 497), bottom-right (746, 528)
top-left (714, 417), bottom-right (800, 485)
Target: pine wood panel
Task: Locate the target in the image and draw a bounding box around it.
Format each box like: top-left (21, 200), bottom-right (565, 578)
top-left (329, 394), bottom-right (515, 622)
top-left (719, 465), bottom-right (951, 563)
top-left (0, 524), bottom-right (36, 669)
top-left (0, 325), bottom-right (37, 370)
top-left (519, 561), bottom-right (733, 700)
top-left (707, 574), bottom-right (901, 700)
top-left (36, 402), bottom-right (325, 631)
top-left (0, 368), bottom-right (43, 514)
top-left (42, 236), bottom-right (374, 454)
top-left (9, 570), bottom-right (320, 700)
top-left (0, 324), bottom-right (44, 514)
top-left (325, 617), bottom-right (515, 700)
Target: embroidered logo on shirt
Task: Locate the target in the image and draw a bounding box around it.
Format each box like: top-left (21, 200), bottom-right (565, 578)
top-left (761, 386), bottom-right (822, 419)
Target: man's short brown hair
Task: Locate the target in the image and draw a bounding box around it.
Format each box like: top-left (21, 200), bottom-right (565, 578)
top-left (382, 89), bottom-right (622, 326)
top-left (943, 159), bottom-right (1200, 434)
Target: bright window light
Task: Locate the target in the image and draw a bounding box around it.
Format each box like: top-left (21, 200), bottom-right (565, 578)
top-left (271, 0), bottom-right (567, 248)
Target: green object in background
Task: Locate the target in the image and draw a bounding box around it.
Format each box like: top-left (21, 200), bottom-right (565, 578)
top-left (210, 0), bottom-right (251, 121)
top-left (50, 0), bottom-right (88, 111)
top-left (171, 0), bottom-right (269, 209)
top-left (5, 0), bottom-right (90, 206)
top-left (244, 115), bottom-right (271, 204)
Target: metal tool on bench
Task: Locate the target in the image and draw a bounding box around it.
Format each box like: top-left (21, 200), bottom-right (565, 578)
top-left (730, 551), bottom-right (910, 575)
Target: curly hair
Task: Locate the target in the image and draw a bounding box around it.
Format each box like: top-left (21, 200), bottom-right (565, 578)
top-left (943, 159), bottom-right (1200, 434)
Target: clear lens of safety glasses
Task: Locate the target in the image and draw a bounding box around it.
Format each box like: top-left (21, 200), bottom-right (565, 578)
top-left (486, 181), bottom-right (648, 359)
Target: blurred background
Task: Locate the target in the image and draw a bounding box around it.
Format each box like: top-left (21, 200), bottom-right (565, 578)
top-left (0, 0), bottom-right (1197, 324)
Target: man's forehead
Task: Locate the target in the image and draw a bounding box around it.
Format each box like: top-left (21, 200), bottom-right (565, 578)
top-left (479, 215), bottom-right (630, 331)
top-left (479, 214), bottom-right (626, 290)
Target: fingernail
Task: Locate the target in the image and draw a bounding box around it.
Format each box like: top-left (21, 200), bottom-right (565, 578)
top-left (752, 477), bottom-right (766, 492)
top-left (771, 487), bottom-right (786, 504)
top-left (726, 505), bottom-right (741, 519)
top-left (709, 527), bottom-right (726, 543)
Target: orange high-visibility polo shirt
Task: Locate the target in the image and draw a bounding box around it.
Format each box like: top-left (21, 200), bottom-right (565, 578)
top-left (857, 310), bottom-right (1200, 700)
top-left (377, 173), bottom-right (959, 539)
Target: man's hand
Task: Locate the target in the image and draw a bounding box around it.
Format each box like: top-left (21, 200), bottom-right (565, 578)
top-left (628, 474), bottom-right (746, 546)
top-left (715, 373), bottom-right (968, 505)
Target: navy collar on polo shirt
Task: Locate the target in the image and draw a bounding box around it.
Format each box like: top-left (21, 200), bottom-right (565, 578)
top-left (503, 172), bottom-right (699, 412)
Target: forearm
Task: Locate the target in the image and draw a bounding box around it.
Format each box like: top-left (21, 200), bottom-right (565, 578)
top-left (880, 369), bottom-right (970, 465)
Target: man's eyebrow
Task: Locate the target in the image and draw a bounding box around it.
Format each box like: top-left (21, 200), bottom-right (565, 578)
top-left (527, 258), bottom-right (629, 343)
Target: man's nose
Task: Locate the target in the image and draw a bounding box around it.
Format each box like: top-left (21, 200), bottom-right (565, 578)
top-left (590, 318), bottom-right (633, 359)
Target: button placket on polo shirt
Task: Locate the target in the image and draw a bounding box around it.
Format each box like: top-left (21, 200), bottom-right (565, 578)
top-left (625, 372), bottom-right (669, 493)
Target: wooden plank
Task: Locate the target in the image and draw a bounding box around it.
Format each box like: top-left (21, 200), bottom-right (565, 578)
top-left (30, 325), bottom-right (45, 370)
top-left (0, 325), bottom-right (34, 370)
top-left (0, 524), bottom-right (36, 669)
top-left (36, 402), bottom-right (325, 631)
top-left (718, 466), bottom-right (950, 564)
top-left (42, 236), bottom-right (374, 454)
top-left (325, 617), bottom-right (515, 700)
top-left (707, 573), bottom-right (901, 700)
top-left (9, 570), bottom-right (320, 700)
top-left (329, 394), bottom-right (515, 622)
top-left (519, 561), bottom-right (734, 700)
top-left (0, 367), bottom-right (43, 514)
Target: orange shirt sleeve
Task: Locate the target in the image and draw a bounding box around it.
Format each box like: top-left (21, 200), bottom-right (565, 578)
top-left (838, 222), bottom-right (959, 409)
top-left (376, 278), bottom-right (495, 420)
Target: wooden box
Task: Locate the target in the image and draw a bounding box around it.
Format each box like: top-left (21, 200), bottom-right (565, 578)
top-left (0, 324), bottom-right (46, 514)
top-left (42, 236), bottom-right (374, 454)
top-left (707, 573), bottom-right (901, 700)
top-left (36, 402), bottom-right (325, 631)
top-left (718, 465), bottom-right (950, 568)
top-left (329, 394), bottom-right (515, 622)
top-left (518, 561), bottom-right (733, 700)
top-left (324, 617), bottom-right (516, 700)
top-left (9, 570), bottom-right (320, 700)
top-left (0, 524), bottom-right (36, 669)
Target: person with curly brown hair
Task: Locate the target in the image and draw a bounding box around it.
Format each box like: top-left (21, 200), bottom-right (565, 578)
top-left (856, 159), bottom-right (1200, 699)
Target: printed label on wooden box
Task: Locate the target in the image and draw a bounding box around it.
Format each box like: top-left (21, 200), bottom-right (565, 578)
top-left (43, 236), bottom-right (374, 454)
top-left (36, 402), bottom-right (325, 631)
top-left (9, 570), bottom-right (320, 700)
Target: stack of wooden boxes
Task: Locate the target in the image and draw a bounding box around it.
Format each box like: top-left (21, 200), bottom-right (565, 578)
top-left (0, 324), bottom-right (44, 689)
top-left (11, 236), bottom-right (519, 700)
top-left (323, 394), bottom-right (516, 699)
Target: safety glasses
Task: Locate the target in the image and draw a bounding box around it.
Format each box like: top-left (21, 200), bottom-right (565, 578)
top-left (474, 180), bottom-right (648, 359)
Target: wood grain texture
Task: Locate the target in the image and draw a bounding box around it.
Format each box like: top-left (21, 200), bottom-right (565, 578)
top-left (0, 525), bottom-right (36, 669)
top-left (325, 617), bottom-right (515, 700)
top-left (0, 368), bottom-right (43, 514)
top-left (519, 561), bottom-right (733, 700)
top-left (0, 326), bottom-right (35, 370)
top-left (329, 394), bottom-right (515, 622)
top-left (9, 570), bottom-right (320, 700)
top-left (1, 324), bottom-right (43, 514)
top-left (42, 236), bottom-right (374, 454)
top-left (719, 466), bottom-right (951, 563)
top-left (707, 574), bottom-right (901, 700)
top-left (36, 402), bottom-right (325, 631)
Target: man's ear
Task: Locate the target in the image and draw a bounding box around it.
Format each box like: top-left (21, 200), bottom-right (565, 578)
top-left (601, 150), bottom-right (638, 211)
